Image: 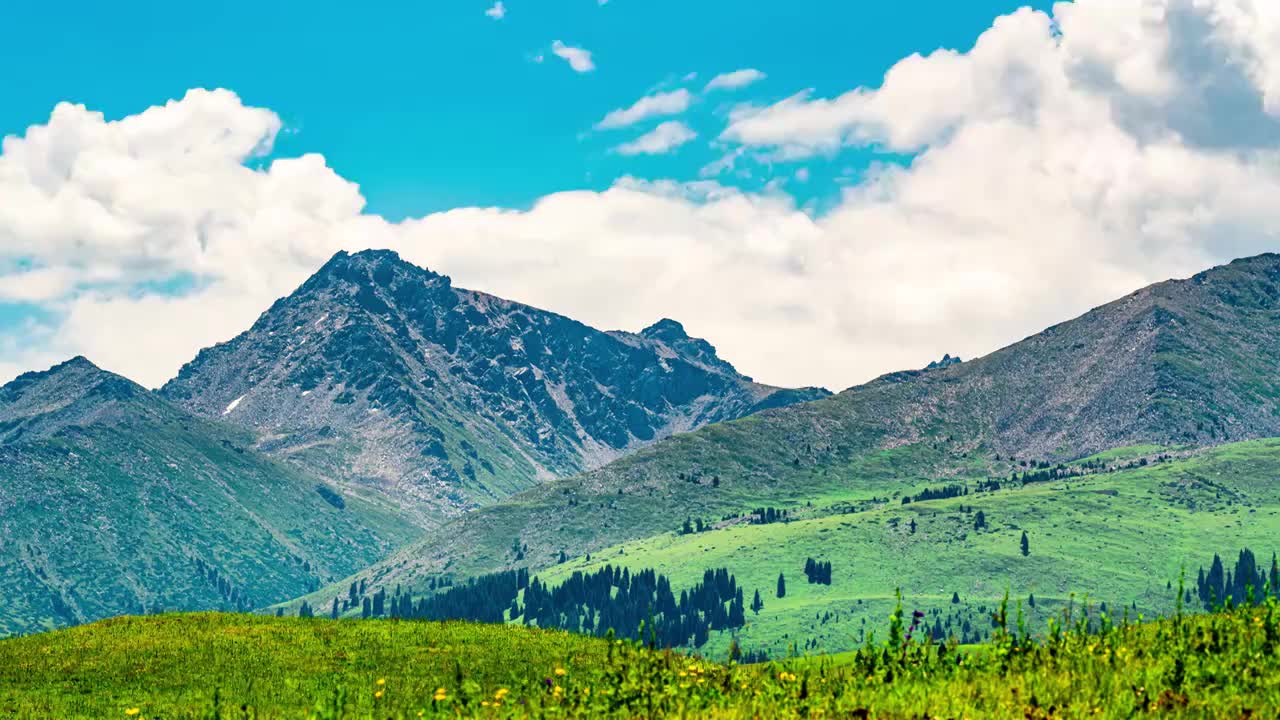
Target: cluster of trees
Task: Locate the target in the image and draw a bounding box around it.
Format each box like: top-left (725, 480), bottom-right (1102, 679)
top-left (1015, 464), bottom-right (1084, 486)
top-left (518, 566), bottom-right (748, 647)
top-left (679, 518), bottom-right (712, 535)
top-left (1196, 548), bottom-right (1280, 609)
top-left (803, 558), bottom-right (833, 585)
top-left (332, 565), bottom-right (754, 649)
top-left (192, 557), bottom-right (253, 611)
top-left (748, 507), bottom-right (791, 525)
top-left (902, 484), bottom-right (967, 504)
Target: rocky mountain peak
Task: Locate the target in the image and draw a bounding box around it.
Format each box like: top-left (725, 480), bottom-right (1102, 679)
top-left (162, 255), bottom-right (828, 525)
top-left (640, 318), bottom-right (690, 341)
top-left (0, 356), bottom-right (147, 443)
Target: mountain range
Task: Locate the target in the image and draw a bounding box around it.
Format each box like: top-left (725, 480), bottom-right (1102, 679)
top-left (7, 250), bottom-right (1280, 645)
top-left (0, 250), bottom-right (825, 634)
top-left (289, 252), bottom-right (1280, 638)
top-left (160, 250), bottom-right (828, 526)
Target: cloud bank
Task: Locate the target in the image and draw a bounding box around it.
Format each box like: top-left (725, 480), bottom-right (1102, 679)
top-left (5, 0), bottom-right (1280, 393)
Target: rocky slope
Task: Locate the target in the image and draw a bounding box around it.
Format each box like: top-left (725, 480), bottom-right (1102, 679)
top-left (161, 250), bottom-right (828, 526)
top-left (296, 252), bottom-right (1280, 601)
top-left (0, 358), bottom-right (419, 635)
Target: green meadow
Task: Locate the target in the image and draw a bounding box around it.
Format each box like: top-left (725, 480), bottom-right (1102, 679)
top-left (533, 439), bottom-right (1280, 657)
top-left (2, 602), bottom-right (1279, 719)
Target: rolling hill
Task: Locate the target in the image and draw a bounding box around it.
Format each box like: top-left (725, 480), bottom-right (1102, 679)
top-left (293, 253), bottom-right (1280, 644)
top-left (0, 358), bottom-right (420, 636)
top-left (161, 249), bottom-right (828, 527)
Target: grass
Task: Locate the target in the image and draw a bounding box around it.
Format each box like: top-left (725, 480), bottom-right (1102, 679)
top-left (486, 439), bottom-right (1280, 658)
top-left (2, 601), bottom-right (1280, 718)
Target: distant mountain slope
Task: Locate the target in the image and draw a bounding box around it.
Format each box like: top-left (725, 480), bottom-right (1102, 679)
top-left (302, 253), bottom-right (1280, 601)
top-left (161, 250), bottom-right (828, 526)
top-left (0, 358), bottom-right (419, 636)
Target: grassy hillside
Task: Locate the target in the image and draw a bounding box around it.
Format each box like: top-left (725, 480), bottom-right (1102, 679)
top-left (294, 439), bottom-right (1280, 660)
top-left (299, 253), bottom-right (1280, 611)
top-left (533, 439), bottom-right (1280, 657)
top-left (0, 359), bottom-right (421, 636)
top-left (1, 608), bottom-right (1278, 718)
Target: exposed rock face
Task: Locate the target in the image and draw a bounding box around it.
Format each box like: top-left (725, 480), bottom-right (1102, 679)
top-left (161, 250), bottom-right (829, 525)
top-left (311, 252), bottom-right (1280, 598)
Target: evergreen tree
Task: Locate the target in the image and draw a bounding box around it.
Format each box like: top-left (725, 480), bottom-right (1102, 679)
top-left (751, 589), bottom-right (764, 615)
top-left (974, 511), bottom-right (987, 530)
top-left (331, 597), bottom-right (339, 619)
top-left (951, 591), bottom-right (960, 604)
top-left (776, 573), bottom-right (787, 599)
top-left (1020, 531), bottom-right (1029, 557)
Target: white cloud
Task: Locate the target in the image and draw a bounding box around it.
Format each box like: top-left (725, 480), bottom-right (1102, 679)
top-left (485, 1), bottom-right (506, 20)
top-left (705, 68), bottom-right (767, 92)
top-left (551, 41), bottom-right (595, 73)
top-left (613, 121), bottom-right (697, 156)
top-left (6, 0), bottom-right (1280, 393)
top-left (596, 89), bottom-right (693, 130)
top-left (793, 167), bottom-right (810, 183)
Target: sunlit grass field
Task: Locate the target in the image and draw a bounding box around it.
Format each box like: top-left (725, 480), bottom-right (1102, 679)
top-left (529, 439), bottom-right (1280, 657)
top-left (1, 601), bottom-right (1279, 719)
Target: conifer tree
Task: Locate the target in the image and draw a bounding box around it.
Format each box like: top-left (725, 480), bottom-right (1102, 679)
top-left (776, 573), bottom-right (786, 599)
top-left (751, 589), bottom-right (764, 615)
top-left (1020, 531), bottom-right (1029, 557)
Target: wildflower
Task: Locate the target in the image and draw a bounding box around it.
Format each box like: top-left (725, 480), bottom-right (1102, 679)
top-left (124, 711), bottom-right (141, 717)
top-left (481, 701), bottom-right (491, 707)
top-left (554, 667), bottom-right (567, 676)
top-left (376, 678), bottom-right (386, 686)
top-left (374, 690), bottom-right (384, 699)
top-left (495, 688), bottom-right (510, 700)
top-left (553, 685), bottom-right (564, 698)
top-left (433, 688), bottom-right (448, 702)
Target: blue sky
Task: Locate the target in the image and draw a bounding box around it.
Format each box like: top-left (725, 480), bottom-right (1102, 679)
top-left (5, 0), bottom-right (1277, 392)
top-left (3, 0), bottom-right (1051, 219)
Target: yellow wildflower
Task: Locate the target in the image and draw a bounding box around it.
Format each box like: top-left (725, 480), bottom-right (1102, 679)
top-left (481, 701), bottom-right (490, 707)
top-left (553, 685), bottom-right (564, 698)
top-left (124, 711), bottom-right (141, 718)
top-left (433, 688), bottom-right (448, 702)
top-left (554, 667), bottom-right (567, 676)
top-left (495, 688), bottom-right (510, 700)
top-left (376, 678), bottom-right (386, 686)
top-left (374, 690), bottom-right (384, 699)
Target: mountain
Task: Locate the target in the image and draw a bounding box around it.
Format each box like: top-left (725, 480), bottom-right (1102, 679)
top-left (0, 358), bottom-right (419, 636)
top-left (160, 249), bottom-right (829, 526)
top-left (296, 252), bottom-right (1280, 613)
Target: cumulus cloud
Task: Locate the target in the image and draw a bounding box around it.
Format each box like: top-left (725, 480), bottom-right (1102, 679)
top-left (485, 1), bottom-right (506, 20)
top-left (551, 41), bottom-right (595, 72)
top-left (6, 0), bottom-right (1280, 393)
top-left (596, 89), bottom-right (693, 130)
top-left (705, 68), bottom-right (767, 92)
top-left (613, 121), bottom-right (697, 156)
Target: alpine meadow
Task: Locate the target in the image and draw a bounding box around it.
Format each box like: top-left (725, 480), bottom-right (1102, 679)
top-left (6, 0), bottom-right (1280, 718)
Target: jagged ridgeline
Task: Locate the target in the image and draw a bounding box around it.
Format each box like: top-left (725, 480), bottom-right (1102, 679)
top-left (160, 250), bottom-right (829, 526)
top-left (297, 254), bottom-right (1280, 632)
top-left (0, 251), bottom-right (826, 636)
